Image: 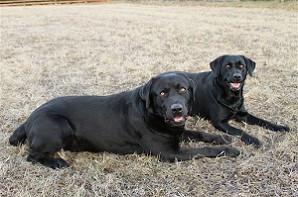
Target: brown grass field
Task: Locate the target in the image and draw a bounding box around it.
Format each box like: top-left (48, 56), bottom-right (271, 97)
top-left (0, 2), bottom-right (297, 196)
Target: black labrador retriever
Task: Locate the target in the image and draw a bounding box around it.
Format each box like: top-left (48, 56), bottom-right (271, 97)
top-left (184, 55), bottom-right (289, 147)
top-left (9, 72), bottom-right (239, 169)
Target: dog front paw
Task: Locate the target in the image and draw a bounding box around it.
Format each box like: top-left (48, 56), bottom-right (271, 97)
top-left (241, 133), bottom-right (261, 148)
top-left (276, 125), bottom-right (290, 132)
top-left (212, 134), bottom-right (232, 145)
top-left (223, 146), bottom-right (240, 157)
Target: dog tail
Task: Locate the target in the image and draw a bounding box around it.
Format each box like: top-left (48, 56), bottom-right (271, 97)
top-left (9, 124), bottom-right (27, 146)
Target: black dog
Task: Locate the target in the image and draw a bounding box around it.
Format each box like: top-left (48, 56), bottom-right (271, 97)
top-left (9, 72), bottom-right (239, 169)
top-left (184, 55), bottom-right (289, 147)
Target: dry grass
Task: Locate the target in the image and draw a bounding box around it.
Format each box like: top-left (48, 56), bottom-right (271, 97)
top-left (1, 2), bottom-right (297, 196)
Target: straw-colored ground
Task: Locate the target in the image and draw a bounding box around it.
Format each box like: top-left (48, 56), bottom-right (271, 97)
top-left (0, 2), bottom-right (297, 196)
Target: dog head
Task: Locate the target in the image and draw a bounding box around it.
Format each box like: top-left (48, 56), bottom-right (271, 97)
top-left (139, 72), bottom-right (195, 127)
top-left (210, 55), bottom-right (255, 91)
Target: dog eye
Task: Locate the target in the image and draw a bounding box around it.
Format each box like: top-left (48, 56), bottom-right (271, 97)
top-left (179, 87), bottom-right (187, 93)
top-left (239, 64), bottom-right (244, 69)
top-left (225, 64), bottom-right (231, 68)
top-left (159, 91), bottom-right (166, 96)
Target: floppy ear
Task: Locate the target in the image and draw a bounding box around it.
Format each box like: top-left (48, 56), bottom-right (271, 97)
top-left (241, 55), bottom-right (256, 77)
top-left (139, 77), bottom-right (155, 109)
top-left (210, 55), bottom-right (225, 77)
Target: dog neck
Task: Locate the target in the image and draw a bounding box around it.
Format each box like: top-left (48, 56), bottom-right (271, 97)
top-left (213, 79), bottom-right (244, 112)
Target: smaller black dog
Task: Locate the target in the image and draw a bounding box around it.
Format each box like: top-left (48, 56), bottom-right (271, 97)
top-left (9, 72), bottom-right (239, 169)
top-left (185, 55), bottom-right (289, 147)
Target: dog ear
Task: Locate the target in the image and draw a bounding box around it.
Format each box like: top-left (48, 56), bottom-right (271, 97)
top-left (242, 55), bottom-right (256, 77)
top-left (210, 55), bottom-right (225, 77)
top-left (139, 77), bottom-right (155, 109)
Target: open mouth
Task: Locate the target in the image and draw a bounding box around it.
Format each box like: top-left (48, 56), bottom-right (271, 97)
top-left (229, 82), bottom-right (242, 90)
top-left (170, 115), bottom-right (187, 127)
top-left (173, 116), bottom-right (185, 123)
top-left (230, 82), bottom-right (241, 89)
top-left (165, 115), bottom-right (187, 127)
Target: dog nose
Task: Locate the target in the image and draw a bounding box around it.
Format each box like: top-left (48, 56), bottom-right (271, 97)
top-left (233, 73), bottom-right (242, 81)
top-left (171, 103), bottom-right (183, 113)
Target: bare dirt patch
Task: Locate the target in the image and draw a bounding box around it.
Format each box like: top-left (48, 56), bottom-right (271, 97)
top-left (1, 3), bottom-right (297, 196)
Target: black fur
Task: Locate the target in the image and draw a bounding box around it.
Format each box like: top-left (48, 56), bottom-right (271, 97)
top-left (184, 55), bottom-right (289, 147)
top-left (9, 72), bottom-right (239, 169)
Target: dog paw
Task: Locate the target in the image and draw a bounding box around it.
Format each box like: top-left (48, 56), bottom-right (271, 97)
top-left (215, 135), bottom-right (232, 144)
top-left (27, 156), bottom-right (69, 169)
top-left (277, 125), bottom-right (290, 132)
top-left (222, 146), bottom-right (240, 157)
top-left (241, 133), bottom-right (261, 148)
top-left (213, 134), bottom-right (232, 144)
top-left (267, 124), bottom-right (290, 132)
top-left (49, 158), bottom-right (70, 169)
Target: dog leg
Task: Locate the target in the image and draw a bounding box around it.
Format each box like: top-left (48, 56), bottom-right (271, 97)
top-left (27, 133), bottom-right (69, 169)
top-left (182, 130), bottom-right (232, 144)
top-left (212, 121), bottom-right (261, 147)
top-left (160, 146), bottom-right (240, 161)
top-left (237, 113), bottom-right (290, 132)
top-left (27, 149), bottom-right (69, 169)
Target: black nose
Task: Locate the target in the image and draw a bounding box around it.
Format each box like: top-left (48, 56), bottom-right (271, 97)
top-left (233, 73), bottom-right (242, 81)
top-left (171, 103), bottom-right (183, 113)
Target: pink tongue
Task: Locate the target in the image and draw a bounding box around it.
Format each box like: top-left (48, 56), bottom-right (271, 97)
top-left (230, 82), bottom-right (240, 88)
top-left (174, 116), bottom-right (184, 122)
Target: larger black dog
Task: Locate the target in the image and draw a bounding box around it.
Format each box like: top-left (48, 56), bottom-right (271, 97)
top-left (9, 72), bottom-right (239, 169)
top-left (185, 55), bottom-right (289, 147)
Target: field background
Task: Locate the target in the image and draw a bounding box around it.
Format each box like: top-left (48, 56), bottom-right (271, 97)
top-left (1, 2), bottom-right (297, 196)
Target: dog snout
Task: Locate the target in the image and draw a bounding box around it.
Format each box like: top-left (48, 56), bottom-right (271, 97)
top-left (171, 103), bottom-right (183, 113)
top-left (233, 73), bottom-right (242, 82)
